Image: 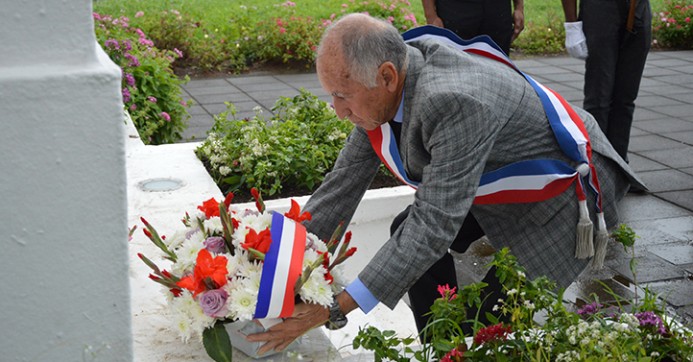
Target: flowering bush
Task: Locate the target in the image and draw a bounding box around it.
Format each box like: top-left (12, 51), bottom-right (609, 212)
top-left (353, 225), bottom-right (693, 361)
top-left (94, 13), bottom-right (191, 144)
top-left (195, 89), bottom-right (354, 198)
top-left (136, 191), bottom-right (356, 360)
top-left (653, 0), bottom-right (693, 49)
top-left (250, 2), bottom-right (325, 67)
top-left (337, 0), bottom-right (419, 31)
top-left (135, 9), bottom-right (251, 73)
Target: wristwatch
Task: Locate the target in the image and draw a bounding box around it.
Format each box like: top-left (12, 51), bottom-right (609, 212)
top-left (325, 299), bottom-right (348, 330)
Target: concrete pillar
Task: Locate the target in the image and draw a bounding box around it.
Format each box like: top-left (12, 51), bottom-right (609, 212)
top-left (0, 1), bottom-right (132, 361)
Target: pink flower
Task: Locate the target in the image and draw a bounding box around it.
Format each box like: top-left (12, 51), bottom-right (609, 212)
top-left (173, 48), bottom-right (184, 58)
top-left (279, 27), bottom-right (287, 34)
top-left (437, 284), bottom-right (457, 301)
top-left (686, 17), bottom-right (691, 23)
top-left (160, 112), bottom-right (171, 121)
top-left (147, 96), bottom-right (157, 103)
top-left (441, 347), bottom-right (464, 362)
top-left (135, 11), bottom-right (144, 18)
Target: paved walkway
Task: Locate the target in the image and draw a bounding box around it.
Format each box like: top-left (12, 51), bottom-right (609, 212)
top-left (178, 50), bottom-right (693, 324)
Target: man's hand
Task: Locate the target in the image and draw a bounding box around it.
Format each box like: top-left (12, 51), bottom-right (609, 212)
top-left (564, 21), bottom-right (588, 60)
top-left (511, 8), bottom-right (525, 42)
top-left (246, 302), bottom-right (329, 356)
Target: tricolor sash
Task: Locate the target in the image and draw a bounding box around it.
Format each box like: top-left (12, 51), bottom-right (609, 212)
top-left (254, 212), bottom-right (306, 319)
top-left (367, 26), bottom-right (608, 261)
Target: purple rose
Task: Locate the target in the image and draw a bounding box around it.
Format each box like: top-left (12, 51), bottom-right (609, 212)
top-left (204, 236), bottom-right (226, 254)
top-left (199, 289), bottom-right (228, 318)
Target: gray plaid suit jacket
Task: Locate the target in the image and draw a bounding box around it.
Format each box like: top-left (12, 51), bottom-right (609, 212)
top-left (304, 39), bottom-right (644, 309)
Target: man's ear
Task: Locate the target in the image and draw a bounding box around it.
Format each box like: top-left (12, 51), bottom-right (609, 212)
top-left (379, 62), bottom-right (399, 92)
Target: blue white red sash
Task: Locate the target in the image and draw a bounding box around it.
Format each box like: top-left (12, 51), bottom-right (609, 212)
top-left (367, 26), bottom-right (603, 213)
top-left (254, 212), bottom-right (306, 319)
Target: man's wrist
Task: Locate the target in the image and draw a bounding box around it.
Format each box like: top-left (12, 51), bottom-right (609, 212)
top-left (325, 298), bottom-right (348, 330)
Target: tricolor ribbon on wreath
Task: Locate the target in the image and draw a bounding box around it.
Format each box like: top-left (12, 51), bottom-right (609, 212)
top-left (366, 26), bottom-right (608, 268)
top-left (254, 212), bottom-right (306, 327)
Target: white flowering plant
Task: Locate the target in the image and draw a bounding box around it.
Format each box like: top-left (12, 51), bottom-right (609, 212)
top-left (354, 225), bottom-right (693, 361)
top-left (136, 189), bottom-right (356, 361)
top-left (195, 89), bottom-right (354, 199)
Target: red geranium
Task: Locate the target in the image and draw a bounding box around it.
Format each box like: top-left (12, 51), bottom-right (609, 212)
top-left (473, 323), bottom-right (512, 346)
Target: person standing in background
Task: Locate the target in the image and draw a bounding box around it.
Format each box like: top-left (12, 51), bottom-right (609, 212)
top-left (421, 0), bottom-right (525, 54)
top-left (562, 0), bottom-right (652, 171)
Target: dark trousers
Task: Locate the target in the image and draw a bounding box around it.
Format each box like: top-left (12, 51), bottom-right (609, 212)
top-left (391, 206), bottom-right (507, 338)
top-left (435, 0), bottom-right (513, 54)
top-left (581, 0), bottom-right (651, 161)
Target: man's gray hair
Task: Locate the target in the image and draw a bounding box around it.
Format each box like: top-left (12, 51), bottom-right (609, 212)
top-left (321, 15), bottom-right (409, 88)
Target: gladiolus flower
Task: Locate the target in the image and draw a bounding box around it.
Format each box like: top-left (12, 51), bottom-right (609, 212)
top-left (223, 192), bottom-right (234, 208)
top-left (176, 249), bottom-right (228, 297)
top-left (284, 199), bottom-right (312, 223)
top-left (197, 197), bottom-right (220, 219)
top-left (242, 227), bottom-right (272, 254)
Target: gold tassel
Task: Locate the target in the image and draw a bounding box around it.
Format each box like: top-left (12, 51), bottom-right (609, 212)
top-left (575, 199), bottom-right (594, 259)
top-left (591, 212), bottom-right (608, 269)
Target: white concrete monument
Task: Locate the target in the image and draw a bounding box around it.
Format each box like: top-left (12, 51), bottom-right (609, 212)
top-left (0, 1), bottom-right (132, 360)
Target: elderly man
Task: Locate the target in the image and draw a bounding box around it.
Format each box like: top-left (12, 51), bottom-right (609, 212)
top-left (248, 13), bottom-right (644, 353)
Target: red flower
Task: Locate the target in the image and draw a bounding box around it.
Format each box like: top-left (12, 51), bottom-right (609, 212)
top-left (197, 197), bottom-right (220, 219)
top-left (473, 323), bottom-right (512, 346)
top-left (437, 284), bottom-right (458, 301)
top-left (223, 192), bottom-right (234, 208)
top-left (176, 249), bottom-right (228, 297)
top-left (318, 251), bottom-right (334, 284)
top-left (242, 227), bottom-right (272, 254)
top-left (284, 199), bottom-right (312, 223)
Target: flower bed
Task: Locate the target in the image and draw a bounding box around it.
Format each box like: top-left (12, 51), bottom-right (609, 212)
top-left (353, 226), bottom-right (693, 361)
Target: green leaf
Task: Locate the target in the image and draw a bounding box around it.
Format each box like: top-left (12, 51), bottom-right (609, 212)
top-left (202, 322), bottom-right (233, 362)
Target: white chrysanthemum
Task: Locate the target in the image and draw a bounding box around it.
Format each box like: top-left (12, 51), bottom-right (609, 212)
top-left (171, 310), bottom-right (194, 343)
top-left (165, 228), bottom-right (191, 251)
top-left (330, 265), bottom-right (349, 291)
top-left (204, 216), bottom-right (223, 235)
top-left (306, 232), bottom-right (327, 253)
top-left (302, 248), bottom-right (323, 267)
top-left (298, 267), bottom-right (333, 307)
top-left (172, 231), bottom-right (205, 275)
top-left (226, 282), bottom-right (258, 322)
top-left (170, 291), bottom-right (214, 342)
top-left (231, 212), bottom-right (272, 247)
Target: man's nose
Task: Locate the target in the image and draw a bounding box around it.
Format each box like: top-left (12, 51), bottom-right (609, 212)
top-left (332, 98), bottom-right (350, 119)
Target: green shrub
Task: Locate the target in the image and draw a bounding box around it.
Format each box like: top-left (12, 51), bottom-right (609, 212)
top-left (512, 12), bottom-right (565, 55)
top-left (196, 89), bottom-right (354, 197)
top-left (94, 13), bottom-right (191, 144)
top-left (653, 0), bottom-right (693, 49)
